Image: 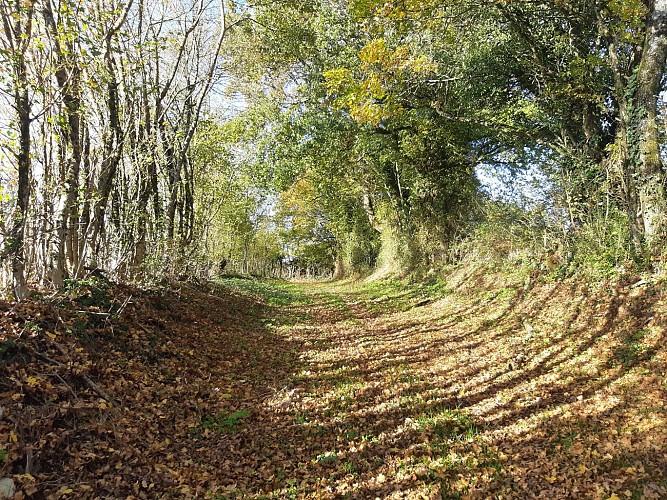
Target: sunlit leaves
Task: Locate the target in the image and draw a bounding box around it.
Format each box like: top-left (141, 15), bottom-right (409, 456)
top-left (322, 67), bottom-right (355, 95)
top-left (604, 0), bottom-right (648, 44)
top-left (323, 37), bottom-right (436, 126)
top-left (277, 176), bottom-right (335, 267)
top-left (358, 38), bottom-right (389, 66)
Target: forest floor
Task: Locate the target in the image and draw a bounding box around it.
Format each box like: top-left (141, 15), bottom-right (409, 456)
top-left (1, 262), bottom-right (667, 499)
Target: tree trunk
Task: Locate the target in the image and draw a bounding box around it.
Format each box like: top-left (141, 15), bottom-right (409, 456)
top-left (89, 1), bottom-right (133, 265)
top-left (629, 0), bottom-right (667, 249)
top-left (12, 73), bottom-right (31, 300)
top-left (333, 252), bottom-right (345, 279)
top-left (2, 1), bottom-right (35, 300)
top-left (43, 0), bottom-right (84, 279)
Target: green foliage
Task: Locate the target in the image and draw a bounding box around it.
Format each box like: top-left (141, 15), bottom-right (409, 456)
top-left (216, 0), bottom-right (490, 275)
top-left (191, 120), bottom-right (285, 274)
top-left (201, 409), bottom-right (249, 434)
top-left (452, 200), bottom-right (543, 266)
top-left (190, 0), bottom-right (667, 279)
top-left (63, 278), bottom-right (111, 309)
top-left (566, 211), bottom-right (634, 280)
top-left (216, 277), bottom-right (311, 306)
top-left (411, 407), bottom-right (479, 443)
top-left (314, 451), bottom-right (339, 464)
top-left (276, 176), bottom-right (336, 272)
top-left (337, 226), bottom-right (381, 274)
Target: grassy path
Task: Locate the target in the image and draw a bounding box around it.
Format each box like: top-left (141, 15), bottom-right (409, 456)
top-left (203, 275), bottom-right (666, 499)
top-left (210, 279), bottom-right (487, 499)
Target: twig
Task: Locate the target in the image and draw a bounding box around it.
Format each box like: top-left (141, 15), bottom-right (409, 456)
top-left (24, 446), bottom-right (33, 475)
top-left (631, 279), bottom-right (652, 288)
top-left (113, 294), bottom-right (133, 319)
top-left (136, 323), bottom-right (153, 335)
top-left (59, 405), bottom-right (99, 412)
top-left (51, 372), bottom-right (78, 399)
top-left (24, 340), bottom-right (116, 404)
top-left (45, 337), bottom-right (69, 357)
top-left (80, 373), bottom-right (115, 404)
top-left (75, 310), bottom-right (112, 317)
top-left (22, 344), bottom-right (64, 367)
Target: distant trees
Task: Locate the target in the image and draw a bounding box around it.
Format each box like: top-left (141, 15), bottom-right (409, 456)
top-left (0, 0), bottom-right (35, 298)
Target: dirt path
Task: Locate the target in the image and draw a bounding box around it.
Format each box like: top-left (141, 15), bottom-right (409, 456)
top-left (2, 275), bottom-right (666, 498)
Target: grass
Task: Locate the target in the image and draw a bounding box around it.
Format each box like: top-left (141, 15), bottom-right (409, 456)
top-left (295, 412), bottom-right (310, 425)
top-left (609, 328), bottom-right (653, 367)
top-left (216, 277), bottom-right (312, 307)
top-left (315, 451), bottom-right (339, 465)
top-left (412, 407), bottom-right (479, 443)
top-left (200, 409), bottom-right (249, 434)
top-left (347, 277), bottom-right (450, 314)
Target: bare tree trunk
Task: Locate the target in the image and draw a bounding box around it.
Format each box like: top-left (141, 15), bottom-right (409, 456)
top-left (1, 0), bottom-right (35, 299)
top-left (90, 1), bottom-right (134, 263)
top-left (12, 81), bottom-right (31, 299)
top-left (132, 0), bottom-right (154, 273)
top-left (43, 0), bottom-right (84, 279)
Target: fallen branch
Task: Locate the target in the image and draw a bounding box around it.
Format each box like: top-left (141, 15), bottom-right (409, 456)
top-left (59, 404), bottom-right (100, 412)
top-left (80, 373), bottom-right (115, 404)
top-left (50, 372), bottom-right (78, 399)
top-left (75, 310), bottom-right (112, 317)
top-left (21, 344), bottom-right (64, 367)
top-left (114, 294), bottom-right (133, 319)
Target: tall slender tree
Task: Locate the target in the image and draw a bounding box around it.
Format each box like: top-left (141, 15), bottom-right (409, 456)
top-left (0, 0), bottom-right (35, 299)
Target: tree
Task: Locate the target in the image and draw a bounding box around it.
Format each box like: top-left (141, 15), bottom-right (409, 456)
top-left (342, 0), bottom-right (667, 255)
top-left (0, 0), bottom-right (245, 293)
top-left (625, 0), bottom-right (667, 247)
top-left (0, 0), bottom-right (35, 299)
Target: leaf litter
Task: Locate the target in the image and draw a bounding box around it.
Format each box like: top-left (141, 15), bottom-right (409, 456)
top-left (0, 268), bottom-right (665, 499)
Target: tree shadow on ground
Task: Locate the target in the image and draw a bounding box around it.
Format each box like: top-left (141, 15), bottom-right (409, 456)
top-left (236, 275), bottom-right (667, 498)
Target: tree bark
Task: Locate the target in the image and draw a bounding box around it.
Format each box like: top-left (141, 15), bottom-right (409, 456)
top-left (12, 62), bottom-right (31, 299)
top-left (90, 1), bottom-right (134, 262)
top-left (1, 0), bottom-right (35, 299)
top-left (629, 0), bottom-right (667, 249)
top-left (43, 0), bottom-right (84, 279)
